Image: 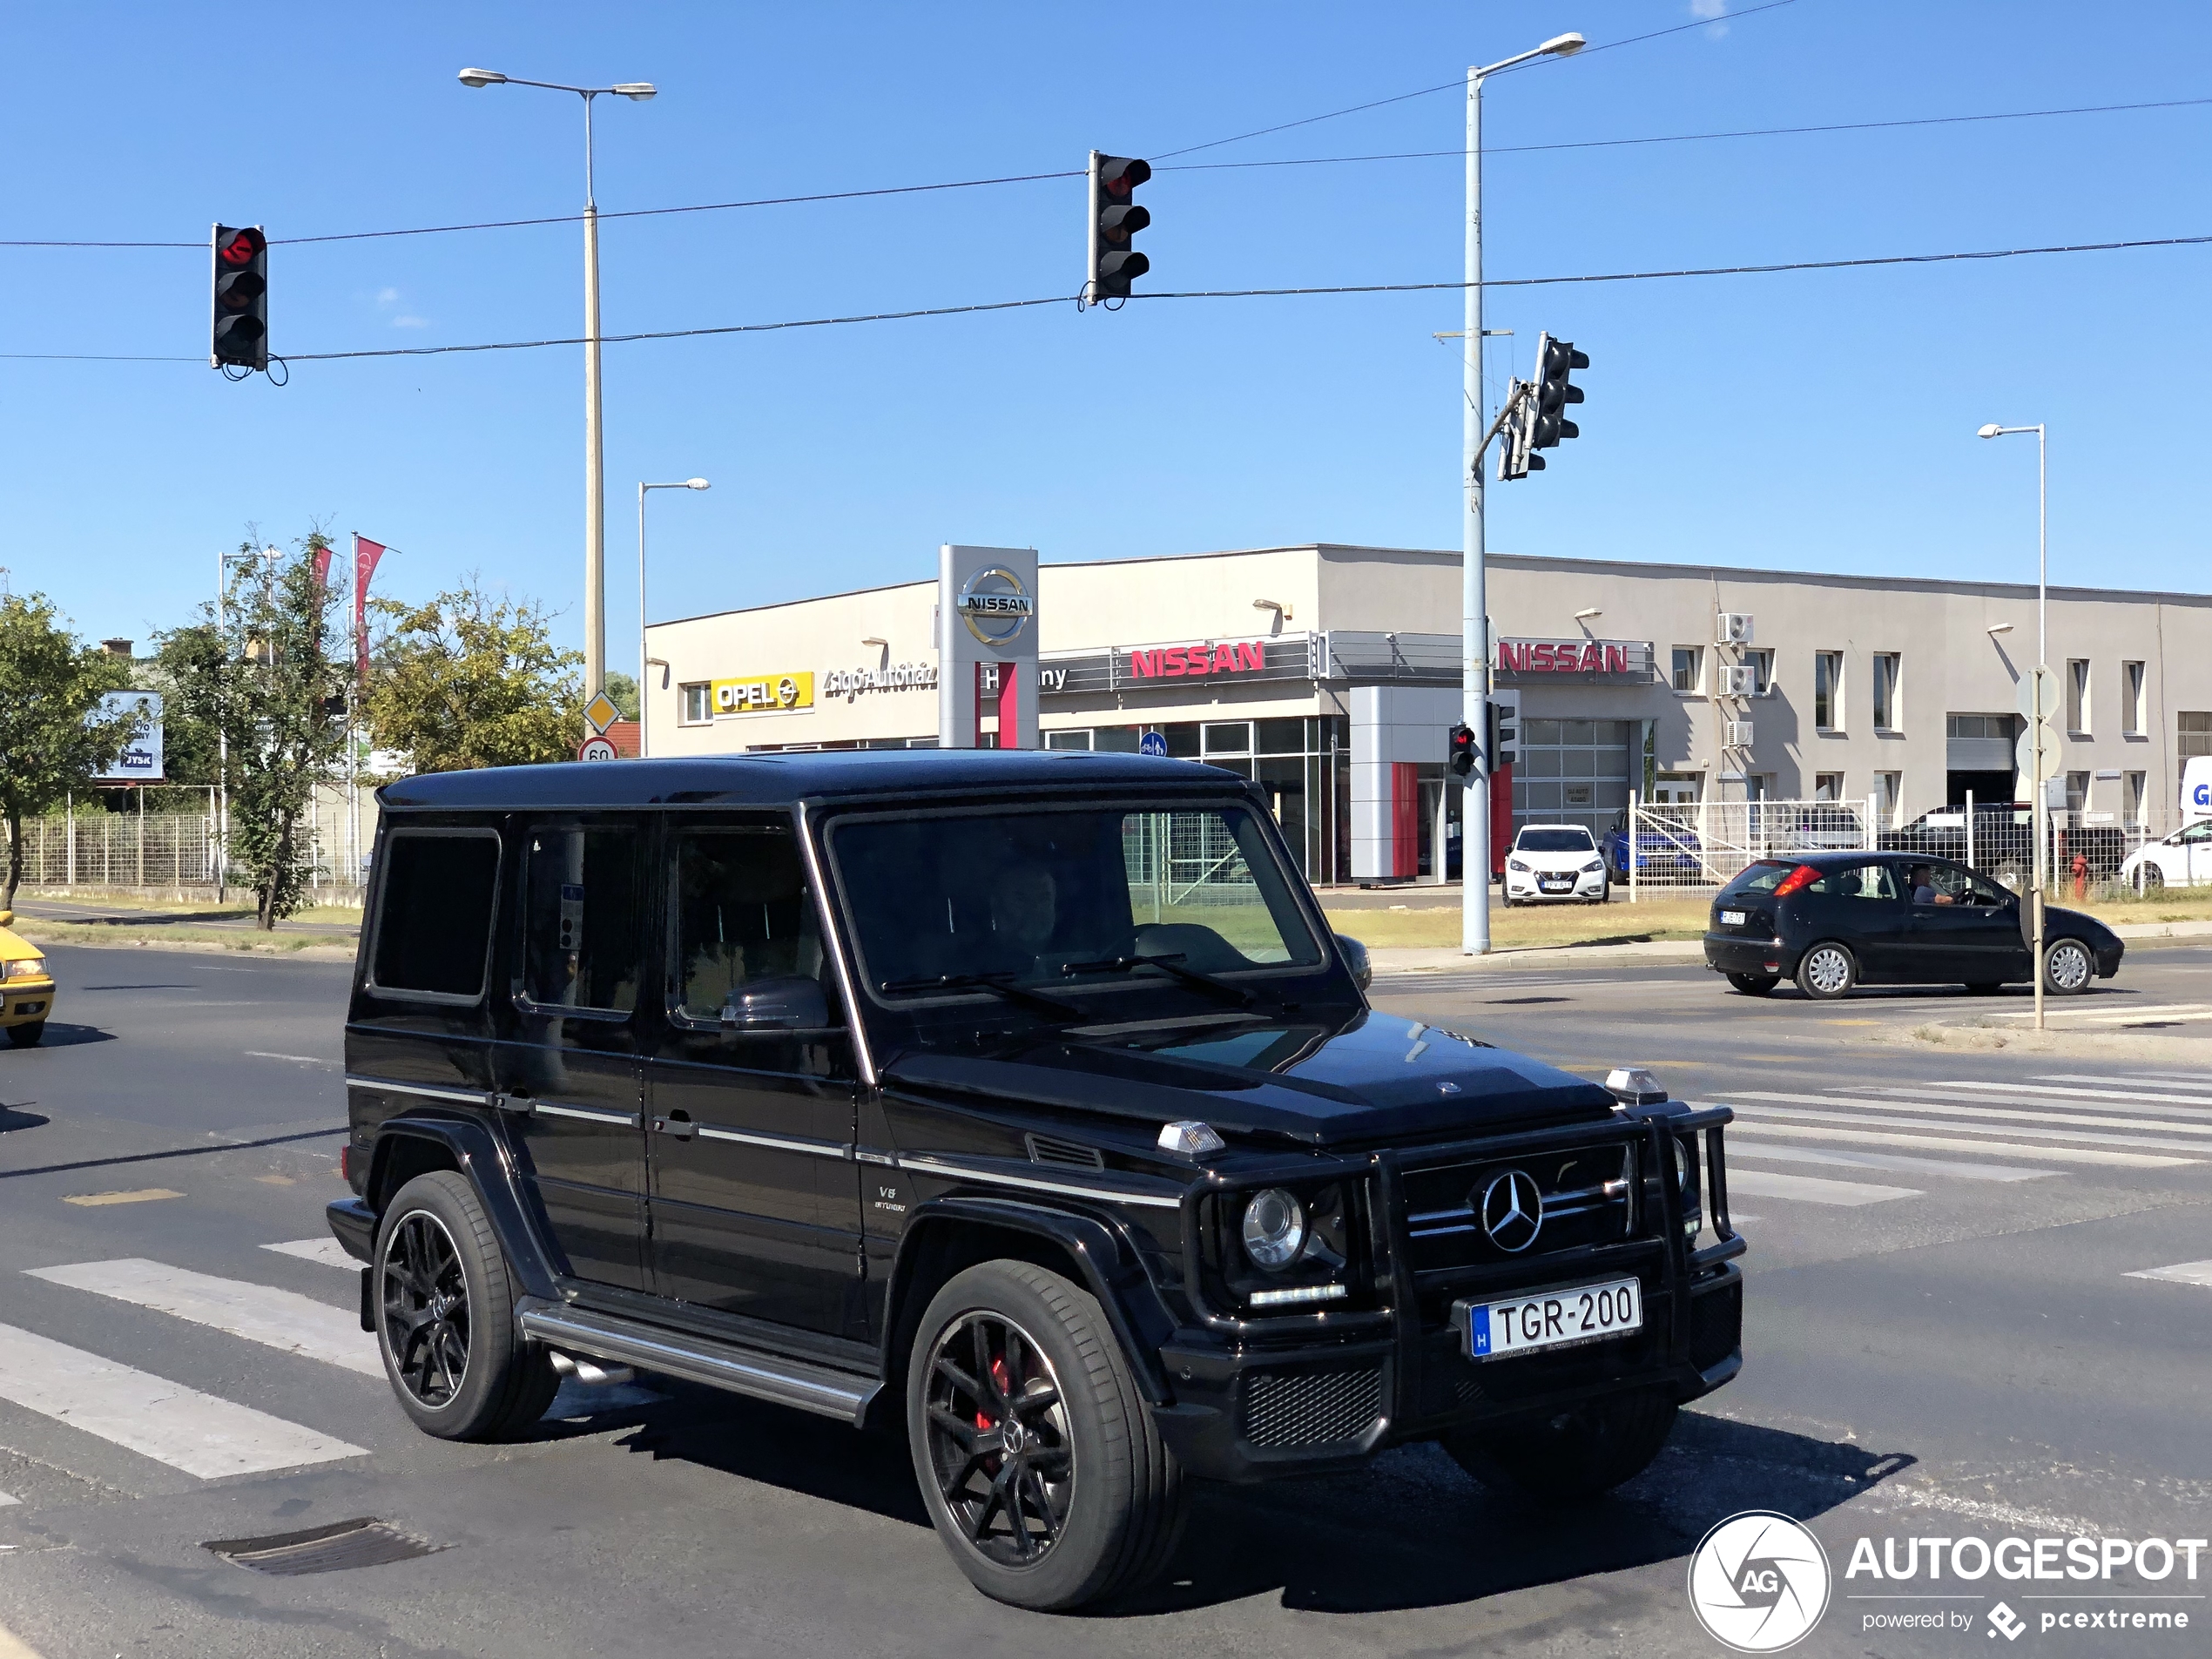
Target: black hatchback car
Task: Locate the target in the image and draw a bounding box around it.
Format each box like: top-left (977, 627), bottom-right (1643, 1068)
top-left (1703, 851), bottom-right (2123, 1000)
top-left (328, 750), bottom-right (1743, 1611)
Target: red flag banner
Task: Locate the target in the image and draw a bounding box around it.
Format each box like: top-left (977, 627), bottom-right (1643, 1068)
top-left (354, 536), bottom-right (387, 685)
top-left (312, 545), bottom-right (334, 591)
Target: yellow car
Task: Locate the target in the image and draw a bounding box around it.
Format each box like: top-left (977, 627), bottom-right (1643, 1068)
top-left (0, 910), bottom-right (55, 1047)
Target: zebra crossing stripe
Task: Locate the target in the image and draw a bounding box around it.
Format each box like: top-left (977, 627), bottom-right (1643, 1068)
top-left (1921, 1080), bottom-right (2212, 1108)
top-left (2123, 1260), bottom-right (2212, 1289)
top-left (25, 1259), bottom-right (380, 1378)
top-left (1725, 1168), bottom-right (1920, 1207)
top-left (2037, 1073), bottom-right (2212, 1095)
top-left (1872, 1088), bottom-right (2212, 1123)
top-left (1840, 1095), bottom-right (2212, 1136)
top-left (1724, 1095), bottom-right (2211, 1157)
top-left (1725, 1141), bottom-right (2055, 1183)
top-left (261, 1238), bottom-right (356, 1271)
top-left (1715, 1114), bottom-right (2198, 1169)
top-left (0, 1321), bottom-right (364, 1479)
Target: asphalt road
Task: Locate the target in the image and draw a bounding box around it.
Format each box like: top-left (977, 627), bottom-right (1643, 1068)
top-left (1, 941), bottom-right (2207, 1658)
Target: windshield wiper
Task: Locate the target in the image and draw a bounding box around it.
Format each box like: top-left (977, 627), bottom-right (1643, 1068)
top-left (1057, 952), bottom-right (1258, 1009)
top-left (879, 973), bottom-right (1082, 1022)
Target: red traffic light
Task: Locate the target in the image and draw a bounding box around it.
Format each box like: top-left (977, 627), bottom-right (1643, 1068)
top-left (1099, 156), bottom-right (1151, 199)
top-left (217, 226), bottom-right (266, 266)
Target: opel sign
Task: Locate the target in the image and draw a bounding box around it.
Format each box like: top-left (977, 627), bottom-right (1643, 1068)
top-left (956, 565), bottom-right (1035, 646)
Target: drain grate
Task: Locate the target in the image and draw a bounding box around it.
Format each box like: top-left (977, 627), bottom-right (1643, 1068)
top-left (206, 1517), bottom-right (443, 1576)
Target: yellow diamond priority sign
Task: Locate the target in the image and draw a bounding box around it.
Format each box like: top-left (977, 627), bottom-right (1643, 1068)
top-left (583, 691), bottom-right (622, 735)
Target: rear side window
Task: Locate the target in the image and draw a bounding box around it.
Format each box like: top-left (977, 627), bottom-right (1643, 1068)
top-left (372, 831), bottom-right (501, 1000)
top-left (519, 826), bottom-right (643, 1013)
top-left (1723, 860), bottom-right (1795, 895)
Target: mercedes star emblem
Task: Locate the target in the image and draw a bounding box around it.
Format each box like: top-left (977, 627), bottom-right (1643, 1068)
top-left (1479, 1169), bottom-right (1544, 1253)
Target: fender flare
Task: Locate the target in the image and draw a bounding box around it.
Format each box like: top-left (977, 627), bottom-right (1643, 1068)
top-left (884, 1195), bottom-right (1177, 1405)
top-left (366, 1110), bottom-right (563, 1305)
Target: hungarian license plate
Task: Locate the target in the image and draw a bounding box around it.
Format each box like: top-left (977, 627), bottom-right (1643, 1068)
top-left (1457, 1277), bottom-right (1643, 1360)
top-left (1541, 878), bottom-right (1572, 891)
top-left (1721, 909), bottom-right (1746, 925)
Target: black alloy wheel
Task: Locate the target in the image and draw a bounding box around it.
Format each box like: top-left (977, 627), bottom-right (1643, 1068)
top-left (373, 1170), bottom-right (558, 1441)
top-left (922, 1310), bottom-right (1075, 1569)
top-left (1725, 973), bottom-right (1778, 996)
top-left (382, 1210), bottom-right (471, 1409)
top-left (2134, 865), bottom-right (2164, 895)
top-left (2043, 938), bottom-right (2094, 995)
top-left (1796, 941), bottom-right (1858, 1001)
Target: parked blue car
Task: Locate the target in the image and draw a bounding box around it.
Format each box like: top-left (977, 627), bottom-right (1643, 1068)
top-left (1602, 810), bottom-right (1703, 880)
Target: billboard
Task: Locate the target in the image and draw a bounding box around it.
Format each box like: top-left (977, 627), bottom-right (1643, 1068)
top-left (92, 691), bottom-right (164, 784)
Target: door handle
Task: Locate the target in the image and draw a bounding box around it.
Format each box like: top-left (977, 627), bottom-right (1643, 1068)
top-left (650, 1111), bottom-right (697, 1140)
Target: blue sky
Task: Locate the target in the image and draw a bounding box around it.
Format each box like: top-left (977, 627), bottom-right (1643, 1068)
top-left (3, 0), bottom-right (2206, 671)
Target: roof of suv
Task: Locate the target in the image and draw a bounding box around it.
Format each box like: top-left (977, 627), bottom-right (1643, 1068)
top-left (377, 748), bottom-right (1251, 811)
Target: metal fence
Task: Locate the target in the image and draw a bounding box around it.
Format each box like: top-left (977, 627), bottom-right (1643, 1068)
top-left (1622, 795), bottom-right (2199, 898)
top-left (6, 783), bottom-right (378, 900)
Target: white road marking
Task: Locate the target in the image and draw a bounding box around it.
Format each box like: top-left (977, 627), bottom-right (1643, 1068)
top-left (1725, 1168), bottom-right (1921, 1206)
top-left (26, 1259), bottom-right (380, 1377)
top-left (1724, 1095), bottom-right (2211, 1157)
top-left (1710, 1113), bottom-right (2197, 1169)
top-left (1843, 1094), bottom-right (2212, 1136)
top-left (1725, 1141), bottom-right (2055, 1183)
top-left (0, 1321), bottom-right (364, 1479)
top-left (2124, 1259), bottom-right (2212, 1289)
top-left (1920, 1079), bottom-right (2212, 1107)
top-left (244, 1051), bottom-right (334, 1066)
top-left (261, 1238), bottom-right (355, 1271)
top-left (1871, 1087), bottom-right (2212, 1123)
top-left (2036, 1072), bottom-right (2212, 1092)
top-left (0, 1490), bottom-right (17, 1507)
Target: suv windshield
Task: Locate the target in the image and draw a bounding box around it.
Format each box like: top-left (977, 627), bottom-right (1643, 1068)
top-left (1515, 827), bottom-right (1595, 853)
top-left (831, 804), bottom-right (1325, 1002)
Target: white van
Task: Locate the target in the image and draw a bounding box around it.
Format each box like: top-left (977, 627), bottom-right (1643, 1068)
top-left (2188, 756), bottom-right (2212, 824)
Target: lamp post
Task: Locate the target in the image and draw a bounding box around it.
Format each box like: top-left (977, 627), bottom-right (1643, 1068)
top-left (460, 67), bottom-right (658, 697)
top-left (1462, 30), bottom-right (1584, 955)
top-left (1979, 421), bottom-right (2048, 1028)
top-left (637, 479), bottom-right (711, 758)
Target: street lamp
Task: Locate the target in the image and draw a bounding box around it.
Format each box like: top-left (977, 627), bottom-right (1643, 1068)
top-left (460, 66), bottom-right (658, 698)
top-left (1979, 420), bottom-right (2048, 1028)
top-left (637, 478), bottom-right (710, 758)
top-left (1461, 28), bottom-right (1584, 956)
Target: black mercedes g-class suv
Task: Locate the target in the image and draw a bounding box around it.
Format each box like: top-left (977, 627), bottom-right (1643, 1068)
top-left (328, 751), bottom-right (1742, 1610)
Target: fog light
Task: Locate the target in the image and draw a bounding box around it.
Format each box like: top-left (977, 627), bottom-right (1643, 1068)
top-left (1249, 1283), bottom-right (1347, 1308)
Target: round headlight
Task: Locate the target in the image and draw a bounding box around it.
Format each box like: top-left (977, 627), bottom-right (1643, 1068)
top-left (1239, 1188), bottom-right (1306, 1271)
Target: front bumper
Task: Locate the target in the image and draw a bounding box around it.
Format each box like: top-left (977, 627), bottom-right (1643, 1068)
top-left (1146, 1107), bottom-right (1746, 1483)
top-left (0, 978), bottom-right (53, 1027)
top-left (1703, 933), bottom-right (1791, 976)
top-left (1506, 868), bottom-right (1608, 901)
top-left (2095, 938), bottom-right (2125, 978)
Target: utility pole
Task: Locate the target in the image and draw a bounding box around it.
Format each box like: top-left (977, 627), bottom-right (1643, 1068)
top-left (1460, 30), bottom-right (1584, 956)
top-left (583, 95), bottom-right (606, 696)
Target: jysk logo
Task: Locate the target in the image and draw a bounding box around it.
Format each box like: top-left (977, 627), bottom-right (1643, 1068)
top-left (1688, 1512), bottom-right (1831, 1652)
top-left (956, 566), bottom-right (1035, 646)
top-left (1478, 1169), bottom-right (1544, 1253)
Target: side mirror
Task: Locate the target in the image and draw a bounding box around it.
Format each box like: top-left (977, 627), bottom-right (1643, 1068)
top-left (719, 975), bottom-right (831, 1032)
top-left (1334, 933), bottom-right (1372, 994)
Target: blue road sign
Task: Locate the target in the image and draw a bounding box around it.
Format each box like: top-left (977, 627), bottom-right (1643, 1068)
top-left (1139, 732), bottom-right (1168, 757)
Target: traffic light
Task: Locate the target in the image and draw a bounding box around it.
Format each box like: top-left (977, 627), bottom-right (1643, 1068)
top-left (1448, 723), bottom-right (1476, 779)
top-left (212, 225), bottom-right (269, 372)
top-left (1487, 692), bottom-right (1521, 770)
top-left (1087, 153), bottom-right (1151, 301)
top-left (1531, 330), bottom-right (1588, 449)
top-left (1499, 379), bottom-right (1543, 481)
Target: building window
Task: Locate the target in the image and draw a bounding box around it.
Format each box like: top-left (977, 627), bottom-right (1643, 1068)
top-left (2122, 661), bottom-right (2146, 735)
top-left (1814, 651), bottom-right (1843, 732)
top-left (1043, 730), bottom-right (1093, 750)
top-left (1871, 654), bottom-right (1901, 732)
top-left (2124, 771), bottom-right (2147, 826)
top-left (1814, 772), bottom-right (1844, 802)
top-left (1671, 647), bottom-right (1702, 694)
top-left (1875, 771), bottom-right (1902, 826)
top-left (2182, 712), bottom-right (2212, 781)
top-left (679, 682), bottom-right (712, 725)
top-left (2066, 658), bottom-right (2091, 734)
top-left (1746, 648), bottom-right (1775, 696)
top-left (2065, 770), bottom-right (2090, 813)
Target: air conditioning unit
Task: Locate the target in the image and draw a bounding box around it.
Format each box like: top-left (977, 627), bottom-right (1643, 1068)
top-left (1716, 612), bottom-right (1755, 644)
top-left (1718, 664), bottom-right (1758, 697)
top-left (1724, 719), bottom-right (1755, 748)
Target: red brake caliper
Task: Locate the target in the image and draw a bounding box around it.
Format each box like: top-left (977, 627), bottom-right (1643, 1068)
top-left (976, 1353), bottom-right (1013, 1436)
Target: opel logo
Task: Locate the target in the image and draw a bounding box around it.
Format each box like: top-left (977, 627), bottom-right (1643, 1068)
top-left (956, 565), bottom-right (1035, 646)
top-left (1479, 1169), bottom-right (1544, 1253)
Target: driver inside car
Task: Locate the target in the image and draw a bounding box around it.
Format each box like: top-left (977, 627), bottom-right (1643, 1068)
top-left (1909, 864), bottom-right (1955, 907)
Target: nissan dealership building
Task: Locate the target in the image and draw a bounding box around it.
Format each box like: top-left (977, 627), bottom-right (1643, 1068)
top-left (641, 543), bottom-right (2212, 887)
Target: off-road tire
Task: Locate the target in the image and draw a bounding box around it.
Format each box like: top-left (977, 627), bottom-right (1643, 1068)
top-left (1447, 1387), bottom-right (1678, 1504)
top-left (5, 1022), bottom-right (44, 1048)
top-left (374, 1171), bottom-right (558, 1441)
top-left (1796, 941), bottom-right (1858, 1001)
top-left (1725, 973), bottom-right (1777, 996)
top-left (907, 1261), bottom-right (1185, 1612)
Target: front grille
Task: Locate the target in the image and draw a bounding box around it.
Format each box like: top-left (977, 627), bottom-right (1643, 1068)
top-left (1242, 1365), bottom-right (1385, 1450)
top-left (1399, 1141), bottom-right (1637, 1275)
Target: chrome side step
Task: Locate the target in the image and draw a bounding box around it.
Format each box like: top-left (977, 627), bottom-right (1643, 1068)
top-left (516, 1300), bottom-right (880, 1426)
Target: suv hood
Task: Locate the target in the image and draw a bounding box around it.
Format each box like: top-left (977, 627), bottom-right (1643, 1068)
top-left (881, 1010), bottom-right (1620, 1150)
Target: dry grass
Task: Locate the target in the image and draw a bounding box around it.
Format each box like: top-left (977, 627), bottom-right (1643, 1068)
top-left (2071, 887), bottom-right (2212, 926)
top-left (1325, 895), bottom-right (1710, 950)
top-left (11, 920), bottom-right (350, 954)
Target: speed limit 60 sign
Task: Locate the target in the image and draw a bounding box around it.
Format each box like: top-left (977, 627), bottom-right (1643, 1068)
top-left (577, 735), bottom-right (619, 763)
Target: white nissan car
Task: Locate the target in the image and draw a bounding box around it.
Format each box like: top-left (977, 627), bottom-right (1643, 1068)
top-left (1503, 824), bottom-right (1610, 905)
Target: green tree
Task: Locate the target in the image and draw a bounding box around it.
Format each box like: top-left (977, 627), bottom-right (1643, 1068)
top-left (604, 671), bottom-right (640, 722)
top-left (364, 579), bottom-right (583, 773)
top-left (0, 595), bottom-right (139, 908)
top-left (156, 535), bottom-right (350, 928)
